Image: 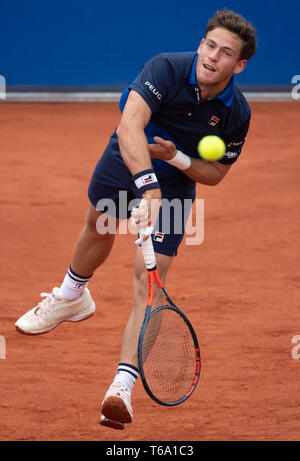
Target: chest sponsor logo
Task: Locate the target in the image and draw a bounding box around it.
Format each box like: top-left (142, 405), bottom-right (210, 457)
top-left (208, 115), bottom-right (220, 126)
top-left (145, 81), bottom-right (162, 100)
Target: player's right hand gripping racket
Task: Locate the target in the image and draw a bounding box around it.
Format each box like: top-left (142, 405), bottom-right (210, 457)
top-left (137, 235), bottom-right (201, 406)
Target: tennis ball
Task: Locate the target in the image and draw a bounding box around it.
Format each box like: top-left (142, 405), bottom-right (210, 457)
top-left (197, 135), bottom-right (226, 162)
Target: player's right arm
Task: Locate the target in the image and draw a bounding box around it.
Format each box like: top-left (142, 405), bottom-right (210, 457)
top-left (117, 90), bottom-right (153, 175)
top-left (116, 90), bottom-right (161, 232)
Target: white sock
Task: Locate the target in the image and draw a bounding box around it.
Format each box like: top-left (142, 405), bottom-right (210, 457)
top-left (113, 363), bottom-right (139, 392)
top-left (59, 266), bottom-right (93, 301)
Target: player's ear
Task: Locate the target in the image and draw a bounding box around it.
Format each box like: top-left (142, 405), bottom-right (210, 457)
top-left (197, 38), bottom-right (205, 54)
top-left (233, 59), bottom-right (247, 75)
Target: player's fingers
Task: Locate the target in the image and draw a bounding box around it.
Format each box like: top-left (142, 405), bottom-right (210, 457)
top-left (148, 143), bottom-right (161, 151)
top-left (134, 226), bottom-right (153, 245)
top-left (153, 136), bottom-right (167, 144)
top-left (148, 143), bottom-right (167, 158)
top-left (135, 234), bottom-right (149, 245)
top-left (131, 209), bottom-right (147, 222)
top-left (153, 136), bottom-right (173, 149)
top-left (131, 216), bottom-right (138, 229)
top-left (131, 213), bottom-right (149, 232)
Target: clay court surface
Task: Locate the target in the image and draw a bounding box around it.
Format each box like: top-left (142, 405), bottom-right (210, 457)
top-left (0, 101), bottom-right (299, 441)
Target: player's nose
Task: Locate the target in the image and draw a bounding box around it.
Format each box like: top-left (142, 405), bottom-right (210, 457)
top-left (208, 48), bottom-right (219, 61)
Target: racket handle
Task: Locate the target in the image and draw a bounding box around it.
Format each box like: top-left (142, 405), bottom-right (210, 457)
top-left (142, 234), bottom-right (157, 270)
top-left (131, 205), bottom-right (157, 270)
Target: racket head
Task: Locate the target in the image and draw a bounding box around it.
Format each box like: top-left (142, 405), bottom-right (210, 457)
top-left (138, 304), bottom-right (201, 406)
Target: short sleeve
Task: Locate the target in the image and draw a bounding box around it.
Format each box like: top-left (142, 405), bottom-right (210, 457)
top-left (129, 55), bottom-right (176, 114)
top-left (219, 118), bottom-right (250, 164)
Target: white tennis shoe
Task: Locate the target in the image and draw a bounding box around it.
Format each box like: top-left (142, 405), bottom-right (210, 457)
top-left (101, 381), bottom-right (133, 425)
top-left (15, 287), bottom-right (95, 335)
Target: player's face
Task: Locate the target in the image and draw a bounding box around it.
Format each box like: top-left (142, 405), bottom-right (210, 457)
top-left (196, 27), bottom-right (247, 91)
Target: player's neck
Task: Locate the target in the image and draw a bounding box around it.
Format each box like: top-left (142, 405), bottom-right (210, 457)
top-left (198, 76), bottom-right (232, 100)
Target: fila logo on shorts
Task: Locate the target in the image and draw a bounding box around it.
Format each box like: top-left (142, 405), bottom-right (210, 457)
top-left (209, 115), bottom-right (220, 126)
top-left (153, 232), bottom-right (165, 243)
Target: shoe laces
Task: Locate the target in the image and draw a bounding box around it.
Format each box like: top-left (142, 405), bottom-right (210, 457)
top-left (109, 381), bottom-right (131, 398)
top-left (35, 291), bottom-right (59, 315)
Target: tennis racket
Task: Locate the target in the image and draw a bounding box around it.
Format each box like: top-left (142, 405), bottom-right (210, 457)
top-left (137, 234), bottom-right (201, 406)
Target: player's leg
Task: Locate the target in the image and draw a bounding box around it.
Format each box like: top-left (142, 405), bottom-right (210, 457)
top-left (100, 185), bottom-right (196, 429)
top-left (71, 203), bottom-right (116, 276)
top-left (15, 132), bottom-right (133, 335)
top-left (15, 204), bottom-right (118, 335)
top-left (120, 247), bottom-right (173, 366)
top-left (100, 247), bottom-right (173, 427)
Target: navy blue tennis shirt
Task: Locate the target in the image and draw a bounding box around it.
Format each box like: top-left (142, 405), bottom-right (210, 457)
top-left (88, 51), bottom-right (251, 253)
top-left (120, 51), bottom-right (251, 166)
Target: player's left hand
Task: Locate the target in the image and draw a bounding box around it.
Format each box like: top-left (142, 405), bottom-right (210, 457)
top-left (148, 136), bottom-right (177, 161)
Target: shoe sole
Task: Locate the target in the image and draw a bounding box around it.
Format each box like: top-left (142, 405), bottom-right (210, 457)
top-left (100, 417), bottom-right (125, 430)
top-left (101, 396), bottom-right (132, 424)
top-left (15, 306), bottom-right (95, 336)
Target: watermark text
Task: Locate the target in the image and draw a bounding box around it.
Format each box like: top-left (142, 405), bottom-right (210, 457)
top-left (95, 192), bottom-right (204, 246)
top-left (291, 335), bottom-right (300, 360)
top-left (291, 75), bottom-right (300, 100)
top-left (0, 336), bottom-right (6, 359)
top-left (0, 75), bottom-right (6, 100)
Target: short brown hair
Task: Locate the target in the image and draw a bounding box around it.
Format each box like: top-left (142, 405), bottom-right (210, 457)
top-left (205, 9), bottom-right (257, 60)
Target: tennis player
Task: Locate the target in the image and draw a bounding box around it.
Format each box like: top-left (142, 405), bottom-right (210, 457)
top-left (15, 9), bottom-right (257, 429)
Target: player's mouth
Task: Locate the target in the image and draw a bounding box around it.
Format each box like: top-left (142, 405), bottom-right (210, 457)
top-left (203, 63), bottom-right (216, 72)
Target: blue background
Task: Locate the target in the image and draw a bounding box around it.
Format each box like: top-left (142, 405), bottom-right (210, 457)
top-left (1, 0), bottom-right (298, 87)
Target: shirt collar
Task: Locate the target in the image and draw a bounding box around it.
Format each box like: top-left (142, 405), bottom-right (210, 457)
top-left (217, 77), bottom-right (234, 107)
top-left (188, 53), bottom-right (198, 85)
top-left (188, 53), bottom-right (234, 107)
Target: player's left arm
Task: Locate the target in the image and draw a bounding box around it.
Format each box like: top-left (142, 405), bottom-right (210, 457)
top-left (186, 157), bottom-right (232, 185)
top-left (148, 136), bottom-right (232, 186)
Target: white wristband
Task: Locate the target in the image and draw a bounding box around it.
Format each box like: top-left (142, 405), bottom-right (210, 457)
top-left (167, 150), bottom-right (192, 170)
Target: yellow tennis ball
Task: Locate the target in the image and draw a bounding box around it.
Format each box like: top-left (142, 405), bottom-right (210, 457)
top-left (197, 136), bottom-right (226, 162)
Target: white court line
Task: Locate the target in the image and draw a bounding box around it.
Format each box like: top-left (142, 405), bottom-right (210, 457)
top-left (1, 92), bottom-right (295, 103)
top-left (3, 92), bottom-right (122, 102)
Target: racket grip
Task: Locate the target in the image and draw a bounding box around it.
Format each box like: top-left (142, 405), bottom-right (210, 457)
top-left (142, 234), bottom-right (157, 270)
top-left (131, 205), bottom-right (157, 270)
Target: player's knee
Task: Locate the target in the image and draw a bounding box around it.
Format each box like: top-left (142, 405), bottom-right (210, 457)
top-left (135, 271), bottom-right (148, 299)
top-left (84, 213), bottom-right (100, 236)
top-left (84, 207), bottom-right (116, 240)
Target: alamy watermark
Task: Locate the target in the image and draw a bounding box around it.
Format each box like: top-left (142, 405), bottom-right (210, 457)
top-left (291, 335), bottom-right (300, 360)
top-left (0, 75), bottom-right (6, 99)
top-left (0, 336), bottom-right (6, 359)
top-left (95, 192), bottom-right (204, 245)
top-left (291, 75), bottom-right (300, 100)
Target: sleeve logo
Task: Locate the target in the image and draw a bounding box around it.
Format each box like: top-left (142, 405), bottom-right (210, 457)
top-left (145, 81), bottom-right (162, 100)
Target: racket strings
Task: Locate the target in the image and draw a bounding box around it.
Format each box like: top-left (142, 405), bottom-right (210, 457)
top-left (141, 307), bottom-right (196, 403)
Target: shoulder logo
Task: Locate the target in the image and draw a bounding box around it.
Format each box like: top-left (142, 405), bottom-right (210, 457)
top-left (208, 115), bottom-right (220, 126)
